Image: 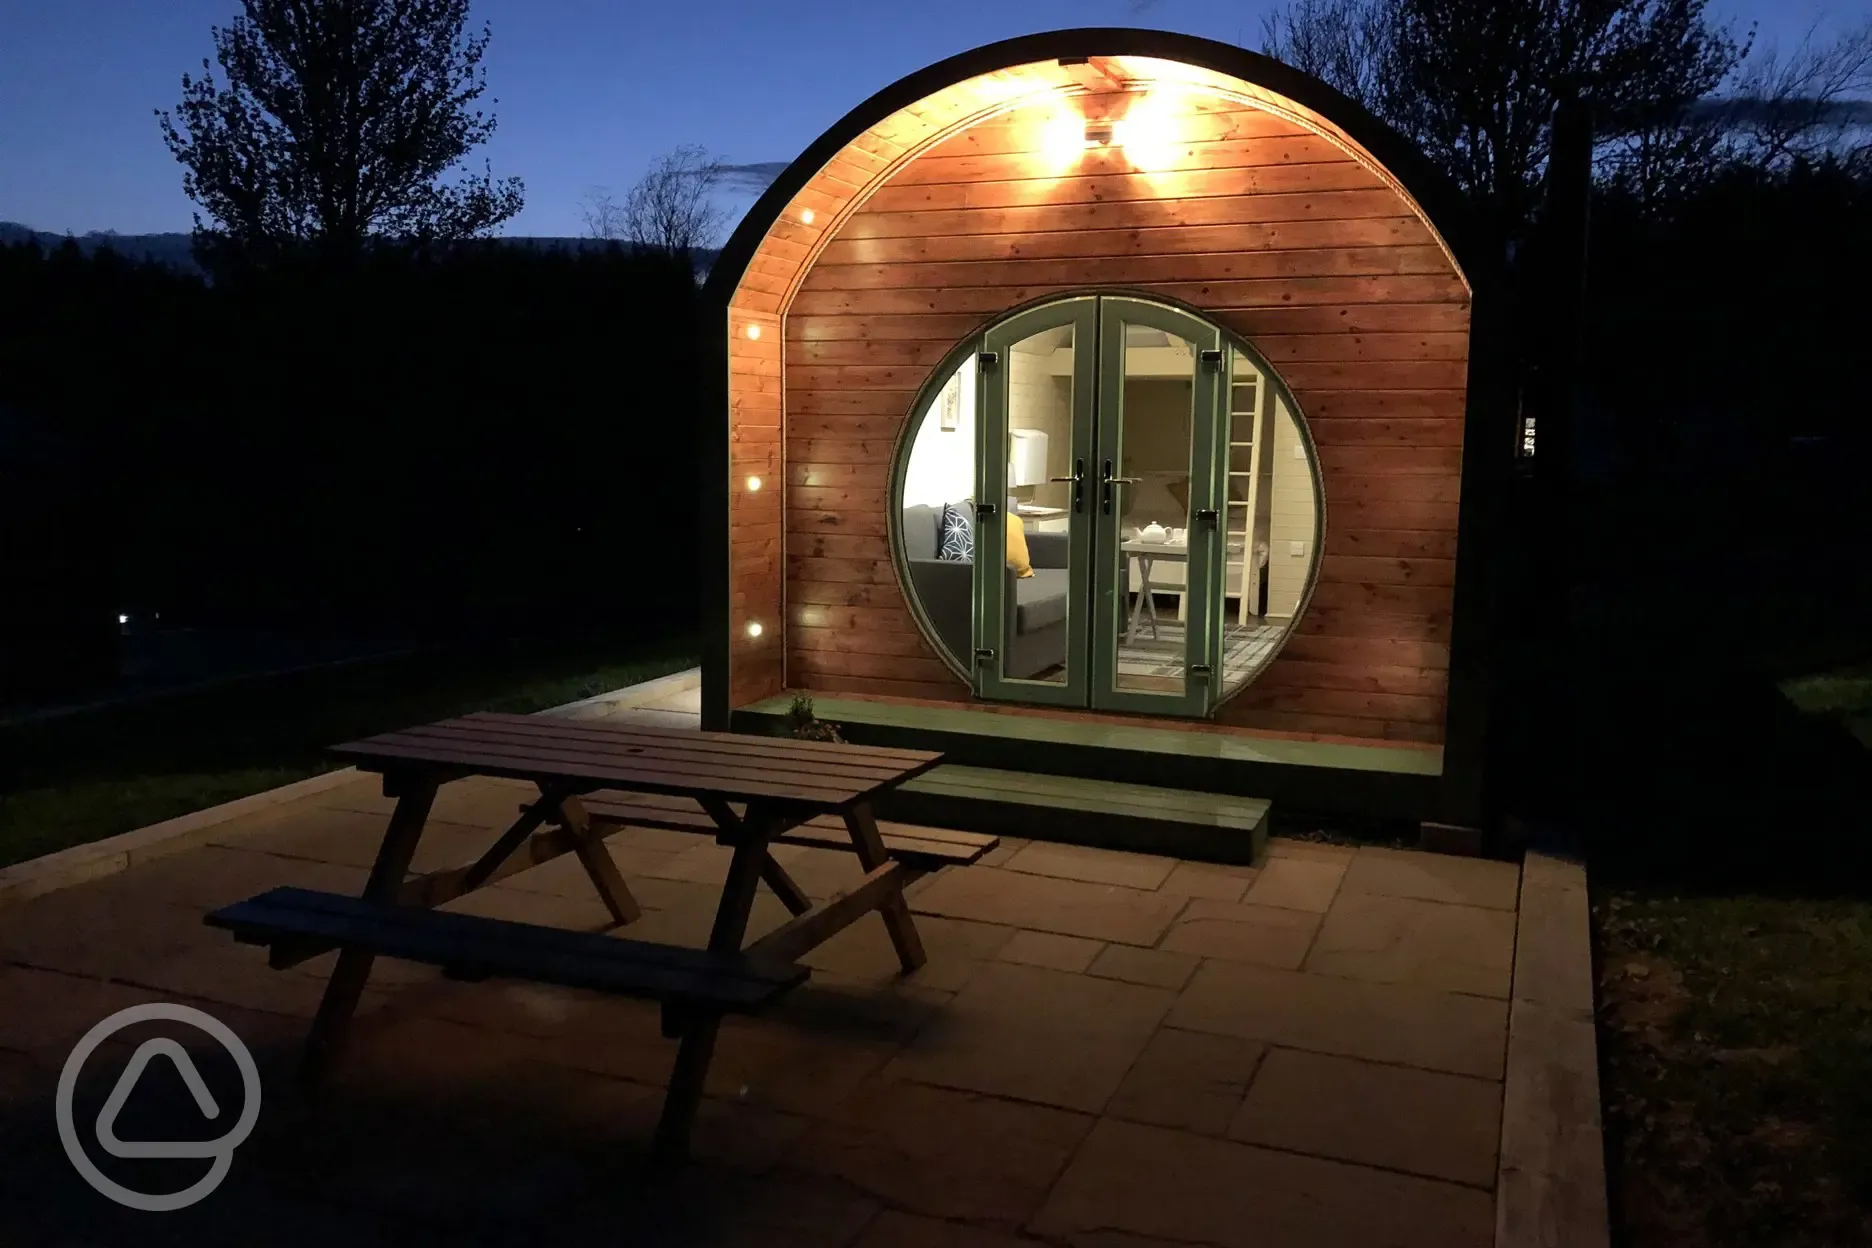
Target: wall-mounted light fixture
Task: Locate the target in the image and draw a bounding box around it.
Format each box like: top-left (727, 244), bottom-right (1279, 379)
top-left (1084, 120), bottom-right (1115, 146)
top-left (745, 324), bottom-right (762, 341)
top-left (800, 208), bottom-right (815, 225)
top-left (745, 620), bottom-right (764, 639)
top-left (746, 475), bottom-right (763, 492)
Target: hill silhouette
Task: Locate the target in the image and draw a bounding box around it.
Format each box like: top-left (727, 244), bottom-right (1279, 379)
top-left (0, 222), bottom-right (718, 277)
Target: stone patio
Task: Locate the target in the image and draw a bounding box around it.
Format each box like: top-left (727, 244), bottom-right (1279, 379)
top-left (0, 697), bottom-right (1526, 1247)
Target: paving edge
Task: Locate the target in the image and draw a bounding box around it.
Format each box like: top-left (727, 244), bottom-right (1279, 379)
top-left (1495, 850), bottom-right (1610, 1248)
top-left (0, 666), bottom-right (703, 907)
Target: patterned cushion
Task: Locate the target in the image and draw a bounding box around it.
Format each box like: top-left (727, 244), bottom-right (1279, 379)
top-left (938, 502), bottom-right (973, 561)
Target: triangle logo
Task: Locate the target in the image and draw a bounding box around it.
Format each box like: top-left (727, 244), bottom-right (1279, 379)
top-left (95, 1038), bottom-right (226, 1160)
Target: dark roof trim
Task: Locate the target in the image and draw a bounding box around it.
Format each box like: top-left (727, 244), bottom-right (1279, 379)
top-left (705, 27), bottom-right (1484, 311)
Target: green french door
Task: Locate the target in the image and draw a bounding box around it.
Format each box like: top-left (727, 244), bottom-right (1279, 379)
top-left (972, 295), bottom-right (1226, 717)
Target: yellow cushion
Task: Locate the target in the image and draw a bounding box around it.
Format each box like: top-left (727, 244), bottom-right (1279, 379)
top-left (1006, 512), bottom-right (1034, 578)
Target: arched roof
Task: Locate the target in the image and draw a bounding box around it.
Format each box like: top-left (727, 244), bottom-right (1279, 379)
top-left (705, 27), bottom-right (1479, 319)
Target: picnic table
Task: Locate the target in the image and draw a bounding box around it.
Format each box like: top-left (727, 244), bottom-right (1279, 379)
top-left (205, 711), bottom-right (996, 1163)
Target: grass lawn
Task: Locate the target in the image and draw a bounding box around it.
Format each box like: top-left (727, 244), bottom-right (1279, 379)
top-left (0, 633), bottom-right (698, 869)
top-left (1779, 663), bottom-right (1872, 751)
top-left (1596, 889), bottom-right (1872, 1246)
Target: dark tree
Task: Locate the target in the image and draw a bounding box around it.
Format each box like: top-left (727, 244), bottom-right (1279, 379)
top-left (157, 0), bottom-right (524, 264)
top-left (1262, 0), bottom-right (1748, 237)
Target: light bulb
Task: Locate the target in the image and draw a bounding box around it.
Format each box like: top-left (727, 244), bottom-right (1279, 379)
top-left (800, 208), bottom-right (815, 225)
top-left (746, 324), bottom-right (762, 340)
top-left (746, 476), bottom-right (762, 492)
top-left (746, 620), bottom-right (764, 638)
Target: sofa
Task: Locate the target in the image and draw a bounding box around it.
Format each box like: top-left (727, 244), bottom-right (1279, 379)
top-left (901, 503), bottom-right (1069, 680)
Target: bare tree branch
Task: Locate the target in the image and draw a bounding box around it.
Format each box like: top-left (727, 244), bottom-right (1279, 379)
top-left (579, 186), bottom-right (624, 240)
top-left (622, 145), bottom-right (728, 257)
top-left (1726, 20), bottom-right (1872, 170)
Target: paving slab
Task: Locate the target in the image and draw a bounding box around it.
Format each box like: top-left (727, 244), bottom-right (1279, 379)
top-left (1031, 1118), bottom-right (1493, 1248)
top-left (1085, 943), bottom-right (1199, 990)
top-left (999, 842), bottom-right (1177, 890)
top-left (1240, 854), bottom-right (1347, 912)
top-left (886, 961), bottom-right (1173, 1113)
top-left (0, 881), bottom-right (242, 982)
top-left (1104, 1027), bottom-right (1267, 1136)
top-left (1159, 859), bottom-right (1258, 901)
top-left (1159, 898), bottom-right (1322, 969)
top-left (1229, 1047), bottom-right (1502, 1187)
top-left (801, 912), bottom-right (1014, 996)
top-left (791, 1075), bottom-right (1094, 1225)
top-left (215, 805), bottom-right (499, 874)
top-left (1340, 845), bottom-right (1521, 911)
top-left (1168, 959), bottom-right (1509, 1079)
top-left (998, 929), bottom-right (1103, 973)
top-left (854, 1210), bottom-right (1051, 1247)
top-left (910, 867), bottom-right (1189, 946)
top-left (1265, 838), bottom-right (1356, 863)
top-left (1305, 892), bottom-right (1517, 998)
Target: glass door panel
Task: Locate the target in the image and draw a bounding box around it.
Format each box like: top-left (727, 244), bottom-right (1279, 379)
top-left (1089, 299), bottom-right (1224, 716)
top-left (972, 298), bottom-right (1096, 707)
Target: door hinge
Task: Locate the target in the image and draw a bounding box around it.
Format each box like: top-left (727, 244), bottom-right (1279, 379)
top-left (974, 648), bottom-right (997, 663)
top-left (976, 501), bottom-right (998, 517)
top-left (1191, 664), bottom-right (1214, 677)
top-left (977, 351), bottom-right (1000, 369)
top-left (1195, 508), bottom-right (1219, 528)
top-left (1199, 349), bottom-right (1224, 367)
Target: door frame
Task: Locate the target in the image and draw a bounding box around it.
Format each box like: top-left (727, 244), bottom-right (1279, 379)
top-left (971, 296), bottom-right (1099, 707)
top-left (1087, 296), bottom-right (1227, 717)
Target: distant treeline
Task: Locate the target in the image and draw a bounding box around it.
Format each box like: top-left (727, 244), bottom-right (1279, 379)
top-left (0, 239), bottom-right (706, 695)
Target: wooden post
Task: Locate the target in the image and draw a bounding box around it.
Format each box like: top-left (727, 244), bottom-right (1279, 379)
top-left (300, 775), bottom-right (437, 1085)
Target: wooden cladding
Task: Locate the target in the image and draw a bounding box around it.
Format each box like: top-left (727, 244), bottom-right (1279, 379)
top-left (722, 60), bottom-right (1471, 745)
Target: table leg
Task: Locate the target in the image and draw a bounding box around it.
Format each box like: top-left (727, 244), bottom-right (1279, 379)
top-left (552, 792), bottom-right (641, 926)
top-left (1142, 556), bottom-right (1160, 640)
top-left (651, 804), bottom-right (778, 1165)
top-left (1125, 553), bottom-right (1143, 643)
top-left (300, 777), bottom-right (437, 1086)
top-left (844, 803), bottom-right (927, 973)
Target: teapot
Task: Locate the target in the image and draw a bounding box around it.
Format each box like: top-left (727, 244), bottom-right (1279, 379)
top-left (1138, 522), bottom-right (1169, 543)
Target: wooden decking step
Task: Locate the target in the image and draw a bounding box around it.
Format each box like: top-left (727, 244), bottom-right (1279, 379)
top-left (877, 765), bottom-right (1271, 866)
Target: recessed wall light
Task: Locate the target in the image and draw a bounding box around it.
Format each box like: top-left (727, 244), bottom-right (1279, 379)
top-left (745, 324), bottom-right (762, 340)
top-left (746, 620), bottom-right (764, 638)
top-left (800, 208), bottom-right (815, 225)
top-left (746, 475), bottom-right (762, 492)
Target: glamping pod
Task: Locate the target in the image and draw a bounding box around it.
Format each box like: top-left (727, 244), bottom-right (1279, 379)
top-left (700, 29), bottom-right (1505, 849)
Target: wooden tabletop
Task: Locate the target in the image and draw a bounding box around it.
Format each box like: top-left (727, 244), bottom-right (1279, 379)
top-left (329, 712), bottom-right (942, 810)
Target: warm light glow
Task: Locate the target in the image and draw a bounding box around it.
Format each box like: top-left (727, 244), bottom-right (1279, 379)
top-left (1113, 89), bottom-right (1182, 171)
top-left (745, 324), bottom-right (762, 340)
top-left (746, 620), bottom-right (764, 638)
top-left (799, 208), bottom-right (815, 225)
top-left (746, 475), bottom-right (762, 492)
top-left (1040, 110), bottom-right (1088, 169)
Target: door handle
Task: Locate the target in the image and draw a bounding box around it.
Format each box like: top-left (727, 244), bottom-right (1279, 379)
top-left (1100, 460), bottom-right (1141, 515)
top-left (1048, 458), bottom-right (1086, 511)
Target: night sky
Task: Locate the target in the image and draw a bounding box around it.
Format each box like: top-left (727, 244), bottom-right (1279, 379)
top-left (0, 0), bottom-right (1860, 238)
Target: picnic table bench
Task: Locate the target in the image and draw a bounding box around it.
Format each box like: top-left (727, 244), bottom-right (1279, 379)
top-left (203, 711), bottom-right (996, 1163)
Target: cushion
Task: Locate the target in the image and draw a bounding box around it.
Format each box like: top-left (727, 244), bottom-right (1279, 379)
top-left (1014, 567), bottom-right (1070, 633)
top-left (1005, 512), bottom-right (1033, 578)
top-left (901, 504), bottom-right (941, 559)
top-left (938, 502), bottom-right (973, 561)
